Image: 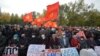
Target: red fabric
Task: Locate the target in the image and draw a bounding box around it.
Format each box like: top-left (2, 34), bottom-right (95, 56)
top-left (32, 18), bottom-right (44, 27)
top-left (71, 38), bottom-right (79, 47)
top-left (31, 21), bottom-right (35, 25)
top-left (51, 22), bottom-right (58, 28)
top-left (45, 2), bottom-right (59, 21)
top-left (44, 21), bottom-right (58, 28)
top-left (23, 12), bottom-right (33, 23)
top-left (44, 21), bottom-right (52, 28)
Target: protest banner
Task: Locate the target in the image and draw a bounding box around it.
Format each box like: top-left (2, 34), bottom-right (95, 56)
top-left (45, 49), bottom-right (61, 56)
top-left (95, 46), bottom-right (100, 56)
top-left (27, 52), bottom-right (44, 56)
top-left (80, 49), bottom-right (97, 56)
top-left (61, 47), bottom-right (79, 56)
top-left (2, 46), bottom-right (18, 56)
top-left (80, 49), bottom-right (88, 56)
top-left (27, 44), bottom-right (45, 56)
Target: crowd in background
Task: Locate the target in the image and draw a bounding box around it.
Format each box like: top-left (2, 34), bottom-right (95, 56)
top-left (0, 24), bottom-right (100, 56)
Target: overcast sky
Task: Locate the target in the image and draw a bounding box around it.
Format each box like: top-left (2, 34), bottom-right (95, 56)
top-left (0, 0), bottom-right (99, 16)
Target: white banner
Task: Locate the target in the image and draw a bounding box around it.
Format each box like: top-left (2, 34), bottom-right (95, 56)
top-left (61, 47), bottom-right (79, 56)
top-left (95, 46), bottom-right (100, 56)
top-left (80, 49), bottom-right (97, 56)
top-left (3, 46), bottom-right (18, 56)
top-left (27, 44), bottom-right (45, 56)
top-left (45, 49), bottom-right (61, 56)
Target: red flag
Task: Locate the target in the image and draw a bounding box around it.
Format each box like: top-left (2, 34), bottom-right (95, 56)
top-left (51, 22), bottom-right (58, 28)
top-left (33, 18), bottom-right (44, 27)
top-left (44, 21), bottom-right (58, 28)
top-left (31, 21), bottom-right (35, 25)
top-left (23, 12), bottom-right (33, 23)
top-left (45, 2), bottom-right (59, 21)
top-left (44, 21), bottom-right (52, 28)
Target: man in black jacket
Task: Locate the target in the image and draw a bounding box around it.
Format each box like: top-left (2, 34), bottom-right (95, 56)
top-left (19, 33), bottom-right (28, 56)
top-left (0, 31), bottom-right (7, 56)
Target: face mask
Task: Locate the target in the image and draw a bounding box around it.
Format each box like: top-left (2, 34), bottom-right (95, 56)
top-left (14, 36), bottom-right (17, 40)
top-left (98, 39), bottom-right (100, 41)
top-left (51, 28), bottom-right (55, 31)
top-left (21, 34), bottom-right (25, 37)
top-left (41, 34), bottom-right (45, 39)
top-left (62, 32), bottom-right (66, 35)
top-left (32, 35), bottom-right (35, 38)
top-left (81, 38), bottom-right (84, 40)
top-left (63, 35), bottom-right (66, 38)
top-left (13, 34), bottom-right (18, 40)
top-left (41, 29), bottom-right (44, 31)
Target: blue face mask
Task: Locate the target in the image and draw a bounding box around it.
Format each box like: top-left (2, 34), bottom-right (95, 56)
top-left (13, 34), bottom-right (19, 41)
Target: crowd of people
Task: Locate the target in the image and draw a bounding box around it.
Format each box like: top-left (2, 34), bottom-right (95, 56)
top-left (0, 24), bottom-right (100, 56)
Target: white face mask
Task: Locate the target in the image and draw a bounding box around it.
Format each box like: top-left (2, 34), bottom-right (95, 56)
top-left (32, 35), bottom-right (35, 38)
top-left (62, 32), bottom-right (66, 35)
top-left (51, 28), bottom-right (55, 31)
top-left (63, 35), bottom-right (66, 38)
top-left (41, 34), bottom-right (45, 39)
top-left (41, 29), bottom-right (44, 31)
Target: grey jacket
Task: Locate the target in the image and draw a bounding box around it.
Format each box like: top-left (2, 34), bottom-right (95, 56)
top-left (59, 36), bottom-right (70, 48)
